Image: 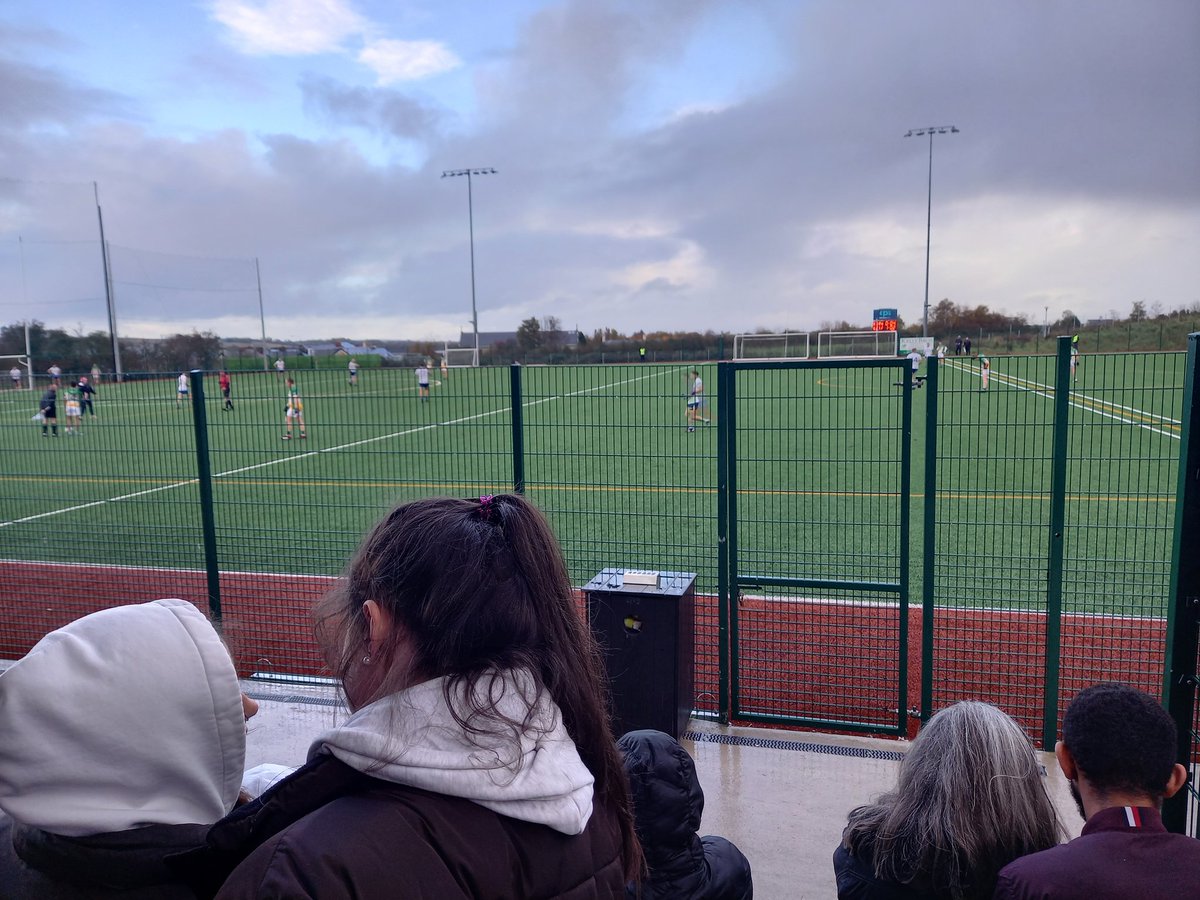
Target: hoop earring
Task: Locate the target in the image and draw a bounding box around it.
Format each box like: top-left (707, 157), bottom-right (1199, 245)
top-left (362, 655), bottom-right (371, 665)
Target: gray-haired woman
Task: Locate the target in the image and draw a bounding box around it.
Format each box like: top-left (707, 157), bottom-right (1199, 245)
top-left (834, 701), bottom-right (1064, 900)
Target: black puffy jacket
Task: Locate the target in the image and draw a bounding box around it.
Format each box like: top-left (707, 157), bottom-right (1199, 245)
top-left (617, 730), bottom-right (752, 900)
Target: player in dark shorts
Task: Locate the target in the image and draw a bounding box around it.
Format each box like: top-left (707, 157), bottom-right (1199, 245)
top-left (219, 370), bottom-right (234, 411)
top-left (415, 363), bottom-right (430, 402)
top-left (77, 376), bottom-right (97, 416)
top-left (39, 384), bottom-right (58, 437)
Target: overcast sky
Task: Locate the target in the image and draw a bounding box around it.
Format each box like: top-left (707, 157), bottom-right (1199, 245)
top-left (0, 0), bottom-right (1196, 343)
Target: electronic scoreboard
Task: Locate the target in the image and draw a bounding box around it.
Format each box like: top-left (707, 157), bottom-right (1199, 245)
top-left (872, 308), bottom-right (898, 332)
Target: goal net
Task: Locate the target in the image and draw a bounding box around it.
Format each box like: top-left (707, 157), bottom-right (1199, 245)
top-left (816, 331), bottom-right (899, 359)
top-left (443, 346), bottom-right (479, 367)
top-left (732, 332), bottom-right (811, 360)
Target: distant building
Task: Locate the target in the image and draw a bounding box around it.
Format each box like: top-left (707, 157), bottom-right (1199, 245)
top-left (297, 340), bottom-right (395, 359)
top-left (301, 342), bottom-right (340, 356)
top-left (337, 340), bottom-right (392, 359)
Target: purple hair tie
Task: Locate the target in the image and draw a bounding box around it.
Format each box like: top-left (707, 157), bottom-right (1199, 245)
top-left (478, 494), bottom-right (497, 522)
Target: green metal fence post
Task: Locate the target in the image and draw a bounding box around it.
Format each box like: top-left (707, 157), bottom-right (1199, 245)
top-left (921, 356), bottom-right (939, 722)
top-left (509, 363), bottom-right (525, 494)
top-left (726, 364), bottom-right (740, 720)
top-left (716, 361), bottom-right (731, 724)
top-left (1163, 333), bottom-right (1200, 835)
top-left (189, 369), bottom-right (223, 621)
top-left (1041, 337), bottom-right (1072, 746)
top-left (897, 358), bottom-right (914, 734)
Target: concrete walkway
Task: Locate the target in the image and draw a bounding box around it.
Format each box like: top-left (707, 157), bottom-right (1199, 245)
top-left (243, 678), bottom-right (1085, 900)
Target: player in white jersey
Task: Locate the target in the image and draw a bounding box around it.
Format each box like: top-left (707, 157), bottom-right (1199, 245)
top-left (686, 370), bottom-right (709, 431)
top-left (176, 373), bottom-right (190, 408)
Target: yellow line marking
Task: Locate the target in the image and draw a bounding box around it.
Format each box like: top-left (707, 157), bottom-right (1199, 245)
top-left (0, 473), bottom-right (1175, 503)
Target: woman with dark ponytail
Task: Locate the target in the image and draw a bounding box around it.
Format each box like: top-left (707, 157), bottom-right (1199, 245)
top-left (193, 494), bottom-right (641, 898)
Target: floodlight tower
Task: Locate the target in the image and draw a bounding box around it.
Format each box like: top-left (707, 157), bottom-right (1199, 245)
top-left (904, 126), bottom-right (959, 338)
top-left (441, 167), bottom-right (497, 365)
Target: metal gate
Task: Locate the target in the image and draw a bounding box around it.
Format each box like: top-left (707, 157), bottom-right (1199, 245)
top-left (720, 358), bottom-right (916, 735)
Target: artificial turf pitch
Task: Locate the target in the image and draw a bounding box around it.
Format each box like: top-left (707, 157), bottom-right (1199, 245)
top-left (0, 353), bottom-right (1186, 736)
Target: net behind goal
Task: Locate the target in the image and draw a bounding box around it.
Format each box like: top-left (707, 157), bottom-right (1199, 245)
top-left (732, 332), bottom-right (811, 360)
top-left (816, 331), bottom-right (899, 359)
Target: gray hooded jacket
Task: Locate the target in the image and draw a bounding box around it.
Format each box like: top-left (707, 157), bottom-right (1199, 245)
top-left (0, 599), bottom-right (246, 898)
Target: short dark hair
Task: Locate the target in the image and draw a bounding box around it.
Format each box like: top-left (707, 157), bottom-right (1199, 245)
top-left (1062, 682), bottom-right (1178, 799)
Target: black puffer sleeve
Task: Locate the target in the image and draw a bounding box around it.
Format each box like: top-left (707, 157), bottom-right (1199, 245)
top-left (618, 730), bottom-right (753, 900)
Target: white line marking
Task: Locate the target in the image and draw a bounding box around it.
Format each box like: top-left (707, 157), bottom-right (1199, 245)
top-left (941, 360), bottom-right (1181, 440)
top-left (0, 367), bottom-right (680, 528)
top-left (737, 593), bottom-right (1165, 623)
top-left (0, 557), bottom-right (338, 581)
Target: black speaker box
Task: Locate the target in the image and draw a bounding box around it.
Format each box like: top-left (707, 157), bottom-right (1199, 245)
top-left (585, 568), bottom-right (696, 740)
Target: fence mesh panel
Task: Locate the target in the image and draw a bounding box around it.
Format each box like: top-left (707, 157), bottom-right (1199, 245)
top-left (730, 362), bottom-right (909, 733)
top-left (1057, 352), bottom-right (1182, 711)
top-left (203, 365), bottom-right (516, 676)
top-left (0, 373), bottom-right (205, 660)
top-left (929, 353), bottom-right (1059, 738)
top-left (519, 364), bottom-right (720, 715)
top-left (0, 352), bottom-right (1191, 756)
top-left (928, 350), bottom-right (1185, 746)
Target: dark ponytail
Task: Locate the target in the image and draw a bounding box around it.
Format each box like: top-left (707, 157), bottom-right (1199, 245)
top-left (314, 494), bottom-right (643, 880)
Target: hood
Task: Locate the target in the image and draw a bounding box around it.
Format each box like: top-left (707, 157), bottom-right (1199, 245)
top-left (310, 669), bottom-right (594, 835)
top-left (618, 729), bottom-right (704, 848)
top-left (0, 599), bottom-right (245, 836)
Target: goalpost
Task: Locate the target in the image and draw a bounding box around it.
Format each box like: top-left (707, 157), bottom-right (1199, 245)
top-left (0, 354), bottom-right (32, 390)
top-left (442, 344), bottom-right (479, 367)
top-left (816, 330), bottom-right (899, 359)
top-left (732, 332), bottom-right (811, 360)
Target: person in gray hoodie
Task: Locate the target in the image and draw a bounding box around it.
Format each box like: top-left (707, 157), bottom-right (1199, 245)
top-left (178, 494), bottom-right (642, 899)
top-left (0, 599), bottom-right (256, 899)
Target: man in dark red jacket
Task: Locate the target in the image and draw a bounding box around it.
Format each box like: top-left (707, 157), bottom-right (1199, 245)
top-left (994, 682), bottom-right (1198, 899)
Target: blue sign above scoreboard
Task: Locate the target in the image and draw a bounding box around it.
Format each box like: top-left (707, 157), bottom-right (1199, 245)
top-left (873, 308), bottom-right (898, 321)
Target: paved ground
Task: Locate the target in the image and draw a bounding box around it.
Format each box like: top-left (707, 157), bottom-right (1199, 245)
top-left (242, 678), bottom-right (1085, 900)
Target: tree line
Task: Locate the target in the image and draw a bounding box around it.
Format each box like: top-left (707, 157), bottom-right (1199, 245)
top-left (6, 295), bottom-right (1198, 374)
top-left (0, 322), bottom-right (222, 376)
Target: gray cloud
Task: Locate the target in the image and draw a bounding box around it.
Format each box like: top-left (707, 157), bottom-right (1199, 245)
top-left (300, 74), bottom-right (443, 141)
top-left (0, 1), bottom-right (1196, 340)
top-left (0, 57), bottom-right (128, 130)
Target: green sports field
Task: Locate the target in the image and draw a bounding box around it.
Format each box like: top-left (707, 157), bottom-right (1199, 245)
top-left (0, 352), bottom-right (1186, 619)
